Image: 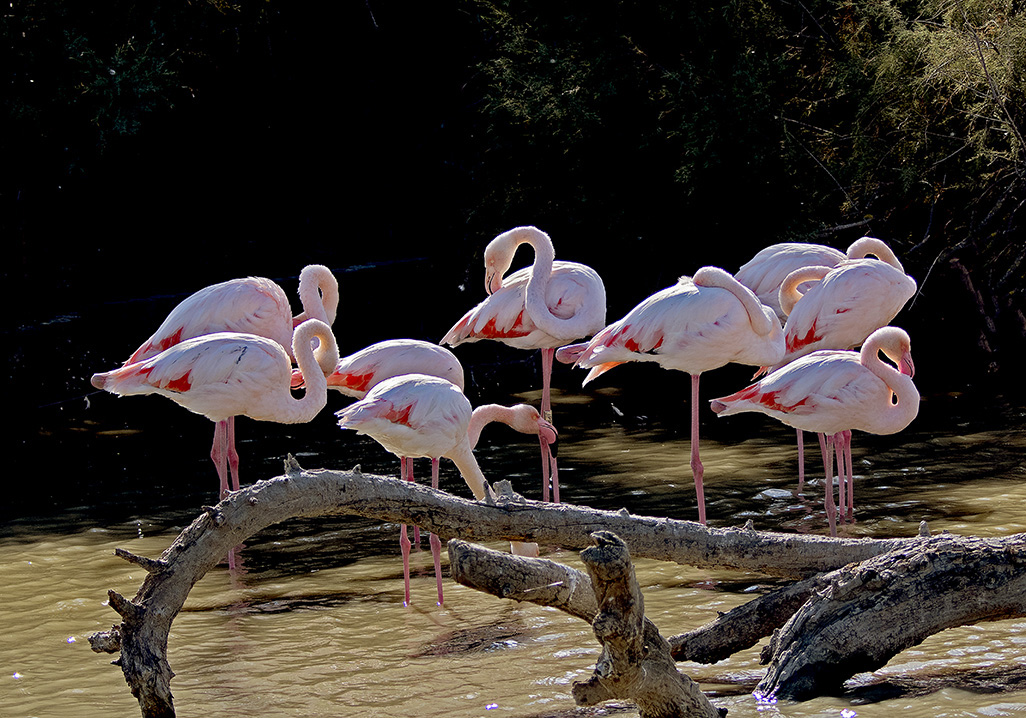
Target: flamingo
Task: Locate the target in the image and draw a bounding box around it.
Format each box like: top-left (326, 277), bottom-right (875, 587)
top-left (121, 265), bottom-right (339, 496)
top-left (441, 226), bottom-right (606, 502)
top-left (91, 319), bottom-right (340, 500)
top-left (735, 242), bottom-right (847, 322)
top-left (710, 326), bottom-right (919, 536)
top-left (560, 267), bottom-right (785, 525)
top-left (335, 373), bottom-right (553, 606)
top-left (289, 338), bottom-right (466, 547)
top-left (774, 237), bottom-right (916, 368)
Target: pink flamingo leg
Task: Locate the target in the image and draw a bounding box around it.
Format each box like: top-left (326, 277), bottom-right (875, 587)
top-left (400, 524), bottom-right (412, 606)
top-left (550, 454), bottom-right (560, 504)
top-left (822, 433), bottom-right (837, 537)
top-left (399, 456), bottom-right (413, 606)
top-left (843, 430), bottom-right (854, 520)
top-left (226, 415), bottom-right (240, 492)
top-left (402, 457), bottom-right (421, 546)
top-left (796, 429), bottom-right (805, 493)
top-left (539, 433), bottom-right (552, 503)
top-left (210, 419), bottom-right (230, 500)
top-left (539, 347), bottom-right (556, 502)
top-left (540, 348), bottom-right (554, 419)
top-left (835, 438), bottom-right (847, 522)
top-left (690, 374), bottom-right (706, 525)
top-left (429, 458), bottom-right (444, 606)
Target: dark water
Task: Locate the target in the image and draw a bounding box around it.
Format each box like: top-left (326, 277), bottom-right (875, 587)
top-left (4, 265), bottom-right (1026, 717)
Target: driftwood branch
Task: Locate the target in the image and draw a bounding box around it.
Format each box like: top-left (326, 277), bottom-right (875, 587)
top-left (88, 459), bottom-right (1023, 716)
top-left (756, 532), bottom-right (1026, 700)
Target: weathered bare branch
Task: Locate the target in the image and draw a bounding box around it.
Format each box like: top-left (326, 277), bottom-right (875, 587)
top-left (756, 533), bottom-right (1026, 700)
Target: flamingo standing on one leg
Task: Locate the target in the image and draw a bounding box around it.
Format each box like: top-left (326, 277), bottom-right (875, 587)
top-left (118, 265), bottom-right (340, 498)
top-left (710, 326), bottom-right (919, 536)
top-left (91, 319), bottom-right (340, 497)
top-left (560, 267), bottom-right (785, 525)
top-left (335, 374), bottom-right (551, 606)
top-left (442, 226), bottom-right (605, 503)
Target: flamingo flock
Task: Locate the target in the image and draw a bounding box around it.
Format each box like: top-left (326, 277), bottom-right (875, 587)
top-left (91, 227), bottom-right (921, 603)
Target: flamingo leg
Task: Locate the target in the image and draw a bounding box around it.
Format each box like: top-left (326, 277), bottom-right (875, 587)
top-left (399, 456), bottom-right (413, 606)
top-left (402, 457), bottom-right (421, 546)
top-left (429, 458), bottom-right (444, 606)
top-left (843, 430), bottom-right (854, 521)
top-left (539, 347), bottom-right (555, 421)
top-left (211, 420), bottom-right (230, 500)
top-left (825, 434), bottom-right (839, 536)
top-left (539, 347), bottom-right (556, 502)
top-left (835, 438), bottom-right (847, 522)
top-left (538, 433), bottom-right (552, 503)
top-left (226, 415), bottom-right (240, 492)
top-left (690, 373), bottom-right (706, 525)
top-left (796, 429), bottom-right (805, 493)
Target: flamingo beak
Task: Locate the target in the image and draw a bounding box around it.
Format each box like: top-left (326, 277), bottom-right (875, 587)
top-left (291, 368), bottom-right (306, 389)
top-left (900, 350), bottom-right (915, 378)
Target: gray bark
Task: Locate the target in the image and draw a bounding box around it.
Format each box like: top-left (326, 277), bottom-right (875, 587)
top-left (756, 532), bottom-right (1026, 700)
top-left (570, 531), bottom-right (725, 718)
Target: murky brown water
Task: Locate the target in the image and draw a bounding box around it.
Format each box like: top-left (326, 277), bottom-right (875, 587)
top-left (5, 371), bottom-right (1026, 717)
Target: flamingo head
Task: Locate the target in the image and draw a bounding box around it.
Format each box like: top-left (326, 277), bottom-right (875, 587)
top-left (291, 368), bottom-right (306, 389)
top-left (900, 349), bottom-right (915, 378)
top-left (483, 231), bottom-right (520, 295)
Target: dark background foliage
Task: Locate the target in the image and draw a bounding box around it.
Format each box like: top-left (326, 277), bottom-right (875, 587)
top-left (4, 0), bottom-right (1024, 516)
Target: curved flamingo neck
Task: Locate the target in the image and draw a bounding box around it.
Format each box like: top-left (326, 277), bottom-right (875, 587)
top-left (284, 319), bottom-right (339, 423)
top-left (779, 265), bottom-right (832, 317)
top-left (693, 266), bottom-right (776, 337)
top-left (295, 265), bottom-right (339, 326)
top-left (468, 404), bottom-right (513, 450)
top-left (846, 237), bottom-right (904, 272)
top-left (860, 330), bottom-right (919, 431)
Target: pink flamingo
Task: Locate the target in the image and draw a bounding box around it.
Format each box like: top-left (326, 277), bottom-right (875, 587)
top-left (321, 339), bottom-right (465, 398)
top-left (336, 373), bottom-right (554, 606)
top-left (442, 226), bottom-right (605, 502)
top-left (121, 265), bottom-right (339, 497)
top-left (774, 238), bottom-right (916, 369)
top-left (735, 242), bottom-right (847, 322)
top-left (290, 338), bottom-right (466, 547)
top-left (710, 326), bottom-right (919, 536)
top-left (560, 267), bottom-right (784, 525)
top-left (91, 319), bottom-right (340, 499)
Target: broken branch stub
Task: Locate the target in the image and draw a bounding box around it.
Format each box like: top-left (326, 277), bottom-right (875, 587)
top-left (572, 531), bottom-right (725, 718)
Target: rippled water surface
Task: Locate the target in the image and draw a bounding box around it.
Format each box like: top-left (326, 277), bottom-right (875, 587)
top-left (5, 301), bottom-right (1026, 718)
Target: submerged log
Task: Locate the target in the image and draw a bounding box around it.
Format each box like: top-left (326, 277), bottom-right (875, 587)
top-left (756, 532), bottom-right (1026, 700)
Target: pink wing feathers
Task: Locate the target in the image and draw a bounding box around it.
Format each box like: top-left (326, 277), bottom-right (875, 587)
top-left (126, 278), bottom-right (294, 365)
top-left (94, 332), bottom-right (290, 422)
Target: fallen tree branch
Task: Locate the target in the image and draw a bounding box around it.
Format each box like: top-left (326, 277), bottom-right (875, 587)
top-left (85, 458), bottom-right (984, 716)
top-left (756, 532), bottom-right (1026, 700)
